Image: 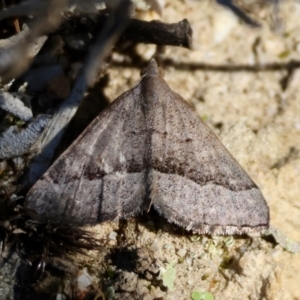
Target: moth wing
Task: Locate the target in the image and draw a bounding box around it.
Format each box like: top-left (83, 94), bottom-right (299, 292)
top-left (149, 78), bottom-right (269, 235)
top-left (25, 86), bottom-right (149, 225)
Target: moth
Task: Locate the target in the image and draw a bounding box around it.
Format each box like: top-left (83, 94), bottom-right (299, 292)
top-left (25, 59), bottom-right (269, 235)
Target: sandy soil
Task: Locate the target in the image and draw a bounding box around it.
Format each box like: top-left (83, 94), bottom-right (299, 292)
top-left (1, 1), bottom-right (299, 299)
top-left (97, 0), bottom-right (300, 299)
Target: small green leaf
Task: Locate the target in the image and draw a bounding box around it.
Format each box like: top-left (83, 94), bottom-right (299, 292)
top-left (191, 291), bottom-right (202, 300)
top-left (105, 286), bottom-right (115, 300)
top-left (191, 291), bottom-right (214, 300)
top-left (104, 266), bottom-right (116, 278)
top-left (160, 261), bottom-right (176, 291)
top-left (201, 114), bottom-right (208, 121)
top-left (278, 50), bottom-right (290, 59)
top-left (204, 292), bottom-right (214, 300)
top-left (190, 235), bottom-right (201, 242)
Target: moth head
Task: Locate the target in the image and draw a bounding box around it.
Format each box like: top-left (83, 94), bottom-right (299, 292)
top-left (140, 58), bottom-right (165, 78)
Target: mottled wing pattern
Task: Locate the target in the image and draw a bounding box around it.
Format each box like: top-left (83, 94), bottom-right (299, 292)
top-left (144, 71), bottom-right (269, 235)
top-left (25, 59), bottom-right (269, 235)
top-left (25, 85), bottom-right (149, 224)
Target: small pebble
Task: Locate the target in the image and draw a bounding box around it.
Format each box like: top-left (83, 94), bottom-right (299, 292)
top-left (177, 248), bottom-right (187, 258)
top-left (185, 257), bottom-right (192, 266)
top-left (108, 231), bottom-right (118, 241)
top-left (150, 241), bottom-right (159, 252)
top-left (77, 268), bottom-right (93, 291)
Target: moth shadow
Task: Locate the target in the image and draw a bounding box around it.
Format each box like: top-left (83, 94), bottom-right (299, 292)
top-left (136, 208), bottom-right (196, 238)
top-left (107, 246), bottom-right (164, 292)
top-left (109, 247), bottom-right (139, 273)
top-left (111, 58), bottom-right (300, 93)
